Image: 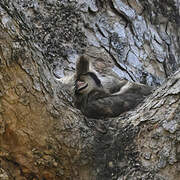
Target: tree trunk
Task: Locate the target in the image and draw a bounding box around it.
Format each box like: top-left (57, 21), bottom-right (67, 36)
top-left (0, 0), bottom-right (179, 179)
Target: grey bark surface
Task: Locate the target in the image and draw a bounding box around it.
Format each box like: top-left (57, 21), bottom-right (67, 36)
top-left (0, 0), bottom-right (179, 179)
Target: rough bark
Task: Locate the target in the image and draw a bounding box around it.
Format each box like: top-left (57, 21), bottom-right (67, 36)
top-left (0, 0), bottom-right (179, 179)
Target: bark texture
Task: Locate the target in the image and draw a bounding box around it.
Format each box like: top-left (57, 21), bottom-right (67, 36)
top-left (0, 0), bottom-right (179, 179)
